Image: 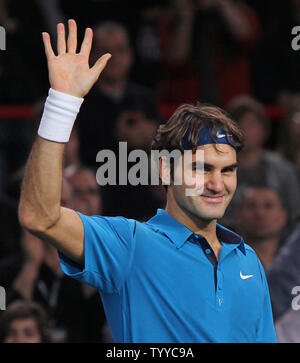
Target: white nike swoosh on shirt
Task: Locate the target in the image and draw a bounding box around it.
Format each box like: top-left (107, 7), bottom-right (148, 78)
top-left (217, 134), bottom-right (226, 138)
top-left (240, 271), bottom-right (254, 280)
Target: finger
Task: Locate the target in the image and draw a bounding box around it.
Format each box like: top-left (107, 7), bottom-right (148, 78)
top-left (90, 53), bottom-right (112, 80)
top-left (42, 32), bottom-right (55, 60)
top-left (57, 23), bottom-right (66, 54)
top-left (67, 19), bottom-right (77, 53)
top-left (80, 27), bottom-right (93, 56)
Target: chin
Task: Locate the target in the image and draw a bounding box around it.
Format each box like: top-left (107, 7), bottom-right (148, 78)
top-left (193, 208), bottom-right (225, 221)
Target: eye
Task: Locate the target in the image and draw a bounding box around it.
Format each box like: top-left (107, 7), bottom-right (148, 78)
top-left (192, 163), bottom-right (204, 171)
top-left (203, 165), bottom-right (212, 172)
top-left (222, 166), bottom-right (237, 173)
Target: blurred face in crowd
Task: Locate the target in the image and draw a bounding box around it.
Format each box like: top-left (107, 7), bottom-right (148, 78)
top-left (238, 111), bottom-right (267, 150)
top-left (237, 187), bottom-right (287, 241)
top-left (67, 170), bottom-right (102, 216)
top-left (4, 318), bottom-right (42, 343)
top-left (167, 144), bottom-right (238, 222)
top-left (61, 178), bottom-right (74, 209)
top-left (93, 28), bottom-right (133, 82)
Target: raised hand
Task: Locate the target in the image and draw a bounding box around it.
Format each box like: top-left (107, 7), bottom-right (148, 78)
top-left (42, 19), bottom-right (111, 98)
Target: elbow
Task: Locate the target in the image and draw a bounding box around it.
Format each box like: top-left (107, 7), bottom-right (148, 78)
top-left (18, 203), bottom-right (60, 235)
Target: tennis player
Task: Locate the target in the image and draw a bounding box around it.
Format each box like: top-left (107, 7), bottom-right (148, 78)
top-left (18, 19), bottom-right (277, 343)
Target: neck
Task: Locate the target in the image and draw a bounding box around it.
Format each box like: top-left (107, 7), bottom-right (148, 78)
top-left (98, 78), bottom-right (127, 98)
top-left (165, 200), bottom-right (218, 245)
top-left (246, 235), bottom-right (280, 270)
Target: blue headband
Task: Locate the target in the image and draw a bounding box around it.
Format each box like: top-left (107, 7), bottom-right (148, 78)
top-left (182, 127), bottom-right (238, 151)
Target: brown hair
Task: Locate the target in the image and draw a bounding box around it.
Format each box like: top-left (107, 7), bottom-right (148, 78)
top-left (0, 300), bottom-right (51, 343)
top-left (151, 103), bottom-right (244, 153)
top-left (228, 96), bottom-right (270, 133)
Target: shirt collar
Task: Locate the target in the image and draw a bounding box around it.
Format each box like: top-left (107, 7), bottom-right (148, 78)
top-left (146, 209), bottom-right (246, 255)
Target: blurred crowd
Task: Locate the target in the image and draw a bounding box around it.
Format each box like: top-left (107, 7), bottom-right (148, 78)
top-left (0, 0), bottom-right (300, 343)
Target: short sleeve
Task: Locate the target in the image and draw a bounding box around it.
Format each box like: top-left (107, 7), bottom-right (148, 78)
top-left (255, 260), bottom-right (278, 343)
top-left (58, 212), bottom-right (136, 294)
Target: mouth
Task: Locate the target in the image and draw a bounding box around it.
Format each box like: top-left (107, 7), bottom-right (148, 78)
top-left (199, 195), bottom-right (226, 203)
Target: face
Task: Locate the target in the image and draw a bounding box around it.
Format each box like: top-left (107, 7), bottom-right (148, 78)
top-left (4, 318), bottom-right (42, 343)
top-left (61, 178), bottom-right (74, 208)
top-left (68, 170), bottom-right (102, 216)
top-left (166, 144), bottom-right (238, 221)
top-left (239, 111), bottom-right (266, 150)
top-left (237, 188), bottom-right (287, 240)
top-left (93, 30), bottom-right (133, 82)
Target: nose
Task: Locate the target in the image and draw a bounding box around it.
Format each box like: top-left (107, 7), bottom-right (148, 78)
top-left (254, 205), bottom-right (267, 219)
top-left (205, 171), bottom-right (225, 194)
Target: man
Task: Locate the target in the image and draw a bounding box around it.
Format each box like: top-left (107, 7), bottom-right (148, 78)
top-left (77, 20), bottom-right (159, 164)
top-left (267, 220), bottom-right (300, 324)
top-left (0, 300), bottom-right (51, 343)
top-left (76, 21), bottom-right (160, 220)
top-left (224, 96), bottom-right (300, 224)
top-left (18, 20), bottom-right (277, 343)
top-left (66, 167), bottom-right (102, 216)
top-left (236, 186), bottom-right (287, 270)
top-left (1, 178), bottom-right (107, 342)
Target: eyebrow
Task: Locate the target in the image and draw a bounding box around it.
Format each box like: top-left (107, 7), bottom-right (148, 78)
top-left (192, 162), bottom-right (239, 170)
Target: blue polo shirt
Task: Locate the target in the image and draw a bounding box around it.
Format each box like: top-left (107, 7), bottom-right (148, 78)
top-left (59, 209), bottom-right (277, 343)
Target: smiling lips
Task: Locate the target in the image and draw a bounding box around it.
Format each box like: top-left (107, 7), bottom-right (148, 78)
top-left (199, 195), bottom-right (226, 203)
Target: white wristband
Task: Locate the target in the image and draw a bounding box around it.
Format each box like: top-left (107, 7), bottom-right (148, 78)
top-left (38, 88), bottom-right (84, 143)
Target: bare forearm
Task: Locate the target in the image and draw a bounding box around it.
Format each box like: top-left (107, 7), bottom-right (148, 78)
top-left (167, 18), bottom-right (194, 63)
top-left (166, 17), bottom-right (194, 64)
top-left (17, 20), bottom-right (110, 263)
top-left (218, 0), bottom-right (251, 40)
top-left (19, 136), bottom-right (65, 232)
top-left (12, 262), bottom-right (40, 300)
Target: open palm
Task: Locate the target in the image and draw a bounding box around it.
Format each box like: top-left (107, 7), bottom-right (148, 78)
top-left (42, 19), bottom-right (111, 98)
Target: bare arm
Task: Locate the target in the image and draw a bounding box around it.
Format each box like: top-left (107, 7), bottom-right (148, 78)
top-left (217, 0), bottom-right (252, 41)
top-left (163, 0), bottom-right (196, 64)
top-left (18, 19), bottom-right (111, 265)
top-left (12, 231), bottom-right (44, 300)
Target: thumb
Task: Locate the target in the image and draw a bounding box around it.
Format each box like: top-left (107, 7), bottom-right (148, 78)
top-left (90, 53), bottom-right (112, 80)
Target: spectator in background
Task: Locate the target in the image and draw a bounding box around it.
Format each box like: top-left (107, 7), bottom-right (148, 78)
top-left (66, 167), bottom-right (102, 216)
top-left (267, 219), bottom-right (300, 322)
top-left (0, 300), bottom-right (51, 343)
top-left (274, 307), bottom-right (300, 343)
top-left (76, 21), bottom-right (162, 219)
top-left (252, 0), bottom-right (300, 104)
top-left (157, 0), bottom-right (260, 118)
top-left (0, 178), bottom-right (107, 342)
top-left (223, 96), bottom-right (300, 224)
top-left (77, 21), bottom-right (159, 165)
top-left (235, 186), bottom-right (287, 270)
top-left (277, 100), bottom-right (300, 180)
top-left (128, 0), bottom-right (167, 89)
